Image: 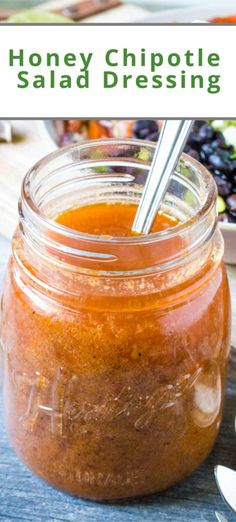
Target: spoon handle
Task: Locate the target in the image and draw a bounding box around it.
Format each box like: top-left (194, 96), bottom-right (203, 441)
top-left (132, 119), bottom-right (193, 235)
top-left (215, 512), bottom-right (229, 522)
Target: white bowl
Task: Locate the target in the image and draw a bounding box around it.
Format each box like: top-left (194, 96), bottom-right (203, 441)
top-left (219, 222), bottom-right (236, 265)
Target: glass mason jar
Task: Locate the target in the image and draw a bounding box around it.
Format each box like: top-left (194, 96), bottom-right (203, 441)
top-left (0, 139), bottom-right (231, 500)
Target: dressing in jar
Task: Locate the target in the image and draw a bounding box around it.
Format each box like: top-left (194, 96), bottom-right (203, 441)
top-left (0, 140), bottom-right (231, 500)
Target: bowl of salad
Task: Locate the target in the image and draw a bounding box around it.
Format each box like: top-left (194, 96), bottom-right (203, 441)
top-left (44, 118), bottom-right (236, 264)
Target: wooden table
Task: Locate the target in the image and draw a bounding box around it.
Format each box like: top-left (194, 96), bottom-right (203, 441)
top-left (0, 123), bottom-right (236, 521)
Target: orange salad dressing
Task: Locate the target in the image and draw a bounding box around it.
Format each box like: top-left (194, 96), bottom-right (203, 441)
top-left (55, 202), bottom-right (178, 236)
top-left (2, 201), bottom-right (231, 500)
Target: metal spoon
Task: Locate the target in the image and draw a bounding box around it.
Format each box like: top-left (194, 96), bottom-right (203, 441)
top-left (215, 465), bottom-right (236, 513)
top-left (132, 119), bottom-right (193, 234)
top-left (215, 512), bottom-right (230, 522)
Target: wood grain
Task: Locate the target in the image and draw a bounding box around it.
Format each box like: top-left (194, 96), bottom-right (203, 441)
top-left (0, 121), bottom-right (55, 239)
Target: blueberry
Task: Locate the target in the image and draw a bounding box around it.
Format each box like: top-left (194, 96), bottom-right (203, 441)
top-left (213, 175), bottom-right (232, 196)
top-left (211, 132), bottom-right (227, 148)
top-left (147, 131), bottom-right (159, 142)
top-left (214, 131), bottom-right (226, 142)
top-left (198, 124), bottom-right (214, 142)
top-left (187, 149), bottom-right (200, 161)
top-left (208, 152), bottom-right (231, 171)
top-left (200, 143), bottom-right (214, 158)
top-left (226, 193), bottom-right (236, 217)
top-left (184, 144), bottom-right (191, 153)
top-left (218, 212), bottom-right (235, 223)
top-left (212, 170), bottom-right (228, 180)
top-left (188, 131), bottom-right (203, 145)
top-left (193, 120), bottom-right (205, 130)
top-left (136, 128), bottom-right (151, 139)
top-left (200, 151), bottom-right (209, 162)
top-left (133, 120), bottom-right (158, 139)
top-left (229, 160), bottom-right (236, 173)
top-left (211, 140), bottom-right (225, 150)
top-left (230, 174), bottom-right (236, 193)
top-left (136, 120), bottom-right (158, 131)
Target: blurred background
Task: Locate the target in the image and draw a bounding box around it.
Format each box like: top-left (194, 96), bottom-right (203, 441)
top-left (1, 0), bottom-right (236, 24)
top-left (0, 0), bottom-right (231, 8)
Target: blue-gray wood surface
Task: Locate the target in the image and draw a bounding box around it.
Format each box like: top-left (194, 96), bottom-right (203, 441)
top-left (0, 236), bottom-right (236, 522)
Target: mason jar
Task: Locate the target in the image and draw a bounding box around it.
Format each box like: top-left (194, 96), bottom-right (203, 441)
top-left (0, 139), bottom-right (231, 500)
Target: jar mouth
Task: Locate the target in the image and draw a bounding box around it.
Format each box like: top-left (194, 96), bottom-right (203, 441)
top-left (21, 138), bottom-right (217, 246)
top-left (18, 138), bottom-right (219, 276)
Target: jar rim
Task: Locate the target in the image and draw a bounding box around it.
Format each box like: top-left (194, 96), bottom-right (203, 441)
top-left (21, 138), bottom-right (217, 246)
